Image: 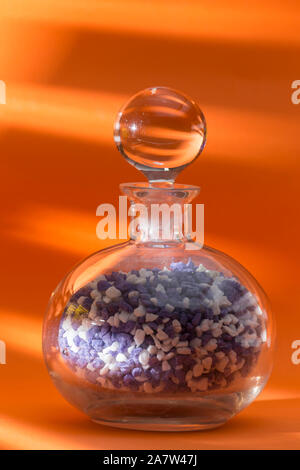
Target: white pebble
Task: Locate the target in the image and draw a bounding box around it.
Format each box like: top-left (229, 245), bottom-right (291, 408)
top-left (177, 341), bottom-right (188, 348)
top-left (101, 353), bottom-right (113, 364)
top-left (126, 274), bottom-right (139, 284)
top-left (139, 350), bottom-right (149, 366)
top-left (148, 345), bottom-right (157, 355)
top-left (164, 352), bottom-right (175, 361)
top-left (146, 313), bottom-right (158, 322)
top-left (81, 318), bottom-right (91, 331)
top-left (135, 374), bottom-right (147, 382)
top-left (88, 304), bottom-right (98, 320)
top-left (119, 311), bottom-right (129, 323)
top-left (215, 357), bottom-right (229, 372)
top-left (158, 275), bottom-right (169, 281)
top-left (110, 341), bottom-right (119, 352)
top-left (102, 346), bottom-right (112, 354)
top-left (205, 339), bottom-right (217, 351)
top-left (200, 319), bottom-right (211, 332)
top-left (139, 268), bottom-right (152, 278)
top-left (165, 304), bottom-right (175, 312)
top-left (62, 316), bottom-right (72, 330)
top-left (223, 314), bottom-right (233, 325)
top-left (105, 286), bottom-right (121, 299)
top-left (77, 296), bottom-right (86, 305)
top-left (195, 326), bottom-right (202, 337)
top-left (116, 353), bottom-right (127, 362)
top-left (223, 325), bottom-right (238, 337)
top-left (99, 364), bottom-right (110, 375)
top-left (157, 351), bottom-right (165, 361)
top-left (78, 330), bottom-right (87, 341)
top-left (90, 289), bottom-right (101, 300)
top-left (163, 338), bottom-right (172, 346)
top-left (185, 370), bottom-right (193, 381)
top-left (128, 290), bottom-right (139, 298)
top-left (212, 327), bottom-right (222, 338)
top-left (150, 297), bottom-right (158, 306)
top-left (133, 305), bottom-right (146, 317)
top-left (197, 377), bottom-right (208, 391)
top-left (202, 356), bottom-right (213, 371)
top-left (172, 319), bottom-right (182, 333)
top-left (143, 324), bottom-right (154, 335)
top-left (64, 328), bottom-right (75, 348)
top-left (156, 283), bottom-right (166, 294)
top-left (193, 363), bottom-right (203, 377)
top-left (134, 329), bottom-right (145, 347)
top-left (70, 344), bottom-right (79, 353)
top-left (107, 316), bottom-right (115, 326)
top-left (162, 360), bottom-right (171, 371)
top-left (177, 347), bottom-right (191, 355)
top-left (157, 329), bottom-right (169, 341)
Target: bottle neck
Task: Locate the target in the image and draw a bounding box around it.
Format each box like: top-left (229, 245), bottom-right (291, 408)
top-left (120, 183), bottom-right (200, 247)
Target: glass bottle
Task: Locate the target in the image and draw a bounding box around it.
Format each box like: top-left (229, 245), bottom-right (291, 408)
top-left (43, 87), bottom-right (274, 431)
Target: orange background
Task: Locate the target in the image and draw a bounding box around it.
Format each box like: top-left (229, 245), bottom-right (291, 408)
top-left (0, 0), bottom-right (300, 450)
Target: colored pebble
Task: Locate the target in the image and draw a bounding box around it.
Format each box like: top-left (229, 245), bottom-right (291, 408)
top-left (58, 259), bottom-right (264, 394)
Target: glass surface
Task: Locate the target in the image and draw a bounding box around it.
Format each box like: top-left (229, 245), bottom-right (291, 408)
top-left (114, 87), bottom-right (207, 182)
top-left (43, 88), bottom-right (273, 431)
top-left (43, 184), bottom-right (274, 431)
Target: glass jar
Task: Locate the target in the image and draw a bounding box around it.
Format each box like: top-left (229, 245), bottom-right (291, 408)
top-left (43, 87), bottom-right (274, 431)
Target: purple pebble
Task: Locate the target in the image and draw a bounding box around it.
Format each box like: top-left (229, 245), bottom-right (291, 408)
top-left (97, 280), bottom-right (111, 291)
top-left (132, 367), bottom-right (143, 377)
top-left (219, 279), bottom-right (246, 303)
top-left (91, 339), bottom-right (104, 351)
top-left (191, 312), bottom-right (202, 326)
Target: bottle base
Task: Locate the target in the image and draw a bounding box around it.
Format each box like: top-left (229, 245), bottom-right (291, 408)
top-left (92, 418), bottom-right (225, 432)
top-left (88, 396), bottom-right (237, 432)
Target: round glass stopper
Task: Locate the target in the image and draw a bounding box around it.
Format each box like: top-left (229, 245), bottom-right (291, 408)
top-left (114, 87), bottom-right (207, 182)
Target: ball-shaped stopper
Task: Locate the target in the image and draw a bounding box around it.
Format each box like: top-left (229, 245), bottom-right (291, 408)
top-left (114, 87), bottom-right (206, 182)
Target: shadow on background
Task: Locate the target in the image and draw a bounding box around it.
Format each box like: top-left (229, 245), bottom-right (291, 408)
top-left (2, 20), bottom-right (300, 114)
top-left (1, 4), bottom-right (300, 450)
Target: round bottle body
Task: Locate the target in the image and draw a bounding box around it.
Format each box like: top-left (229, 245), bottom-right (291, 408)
top-left (43, 241), bottom-right (273, 431)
